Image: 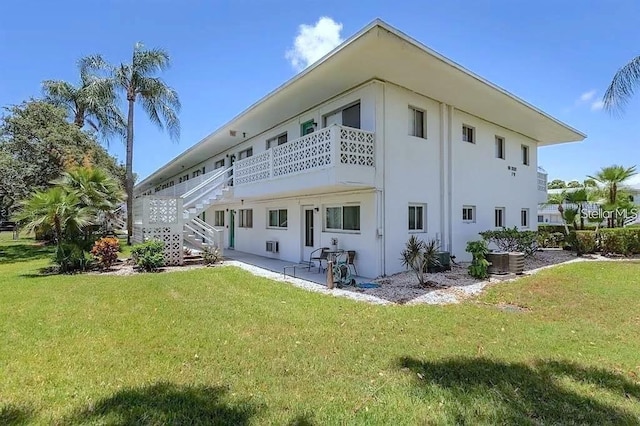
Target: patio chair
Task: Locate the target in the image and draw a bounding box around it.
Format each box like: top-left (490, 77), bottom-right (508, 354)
top-left (345, 250), bottom-right (358, 276)
top-left (309, 247), bottom-right (330, 273)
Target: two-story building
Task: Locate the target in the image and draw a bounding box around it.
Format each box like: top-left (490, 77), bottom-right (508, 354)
top-left (134, 20), bottom-right (585, 277)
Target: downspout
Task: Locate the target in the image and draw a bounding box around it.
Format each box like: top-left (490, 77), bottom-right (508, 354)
top-left (380, 82), bottom-right (387, 277)
top-left (447, 106), bottom-right (454, 253)
top-left (439, 103), bottom-right (447, 249)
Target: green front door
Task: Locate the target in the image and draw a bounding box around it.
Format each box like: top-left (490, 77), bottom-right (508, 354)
top-left (301, 120), bottom-right (315, 136)
top-left (229, 210), bottom-right (235, 248)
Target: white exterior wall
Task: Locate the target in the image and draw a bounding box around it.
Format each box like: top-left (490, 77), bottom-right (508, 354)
top-left (205, 191), bottom-right (379, 278)
top-left (380, 83), bottom-right (444, 275)
top-left (450, 110), bottom-right (539, 259)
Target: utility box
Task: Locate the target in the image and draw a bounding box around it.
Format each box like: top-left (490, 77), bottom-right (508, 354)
top-left (508, 252), bottom-right (525, 274)
top-left (486, 252), bottom-right (509, 275)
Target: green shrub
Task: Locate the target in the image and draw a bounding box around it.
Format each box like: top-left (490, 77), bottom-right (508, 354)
top-left (479, 227), bottom-right (538, 257)
top-left (536, 231), bottom-right (566, 248)
top-left (201, 246), bottom-right (222, 265)
top-left (466, 240), bottom-right (490, 279)
top-left (54, 243), bottom-right (91, 273)
top-left (598, 228), bottom-right (640, 255)
top-left (574, 231), bottom-right (597, 254)
top-left (400, 236), bottom-right (441, 285)
top-left (131, 240), bottom-right (165, 271)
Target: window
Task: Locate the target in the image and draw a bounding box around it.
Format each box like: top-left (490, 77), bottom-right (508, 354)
top-left (521, 145), bottom-right (530, 166)
top-left (495, 136), bottom-right (505, 159)
top-left (179, 174), bottom-right (189, 183)
top-left (239, 148), bottom-right (253, 160)
top-left (239, 209), bottom-right (253, 228)
top-left (214, 210), bottom-right (225, 227)
top-left (495, 207), bottom-right (505, 227)
top-left (192, 170), bottom-right (201, 178)
top-left (462, 125), bottom-right (475, 143)
top-left (521, 209), bottom-right (529, 228)
top-left (325, 205), bottom-right (360, 231)
top-left (266, 133), bottom-right (288, 149)
top-left (408, 107), bottom-right (426, 138)
top-left (214, 159), bottom-right (225, 169)
top-left (462, 205), bottom-right (476, 222)
top-left (537, 215), bottom-right (544, 223)
top-left (268, 209), bottom-right (288, 228)
top-left (324, 102), bottom-right (361, 129)
top-left (408, 204), bottom-right (426, 231)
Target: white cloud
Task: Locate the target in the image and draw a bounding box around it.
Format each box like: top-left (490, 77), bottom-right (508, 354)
top-left (285, 17), bottom-right (344, 71)
top-left (590, 100), bottom-right (604, 111)
top-left (579, 90), bottom-right (596, 102)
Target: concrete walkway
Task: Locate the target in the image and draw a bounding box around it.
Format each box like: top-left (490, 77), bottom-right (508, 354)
top-left (224, 249), bottom-right (373, 285)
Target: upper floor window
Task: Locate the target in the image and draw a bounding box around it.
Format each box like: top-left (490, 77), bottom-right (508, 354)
top-left (266, 133), bottom-right (288, 149)
top-left (408, 107), bottom-right (426, 138)
top-left (324, 102), bottom-right (361, 129)
top-left (462, 125), bottom-right (475, 143)
top-left (239, 147), bottom-right (253, 160)
top-left (495, 136), bottom-right (505, 159)
top-left (521, 145), bottom-right (530, 166)
top-left (214, 159), bottom-right (225, 169)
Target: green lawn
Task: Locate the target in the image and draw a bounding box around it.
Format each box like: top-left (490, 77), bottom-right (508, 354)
top-left (1, 234), bottom-right (639, 425)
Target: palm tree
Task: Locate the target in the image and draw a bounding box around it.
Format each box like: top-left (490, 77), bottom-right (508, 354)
top-left (588, 165), bottom-right (637, 227)
top-left (42, 55), bottom-right (123, 136)
top-left (603, 55), bottom-right (640, 113)
top-left (53, 167), bottom-right (124, 213)
top-left (112, 43), bottom-right (181, 244)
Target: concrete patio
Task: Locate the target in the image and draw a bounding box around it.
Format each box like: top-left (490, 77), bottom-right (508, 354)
top-left (224, 249), bottom-right (373, 286)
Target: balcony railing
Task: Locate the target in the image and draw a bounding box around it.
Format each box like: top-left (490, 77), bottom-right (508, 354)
top-left (234, 124), bottom-right (375, 186)
top-left (153, 168), bottom-right (228, 198)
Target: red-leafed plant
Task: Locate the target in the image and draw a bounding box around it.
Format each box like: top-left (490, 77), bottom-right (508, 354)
top-left (91, 237), bottom-right (120, 269)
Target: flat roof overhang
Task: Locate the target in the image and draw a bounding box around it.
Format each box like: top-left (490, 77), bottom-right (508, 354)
top-left (137, 20), bottom-right (585, 192)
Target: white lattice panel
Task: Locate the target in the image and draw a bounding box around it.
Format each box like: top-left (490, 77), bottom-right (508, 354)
top-left (339, 128), bottom-right (375, 166)
top-left (272, 128), bottom-right (332, 177)
top-left (148, 198), bottom-right (179, 224)
top-left (140, 227), bottom-right (183, 266)
top-left (234, 150), bottom-right (271, 185)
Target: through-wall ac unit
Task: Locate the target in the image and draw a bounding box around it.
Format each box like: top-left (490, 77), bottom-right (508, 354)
top-left (266, 241), bottom-right (279, 253)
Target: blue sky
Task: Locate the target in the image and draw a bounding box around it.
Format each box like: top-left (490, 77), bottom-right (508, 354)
top-left (1, 0), bottom-right (639, 185)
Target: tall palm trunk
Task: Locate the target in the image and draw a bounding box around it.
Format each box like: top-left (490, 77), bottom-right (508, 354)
top-left (125, 96), bottom-right (135, 245)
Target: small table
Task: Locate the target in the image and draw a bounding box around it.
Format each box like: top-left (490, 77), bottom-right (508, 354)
top-left (283, 264), bottom-right (305, 278)
top-left (326, 250), bottom-right (345, 264)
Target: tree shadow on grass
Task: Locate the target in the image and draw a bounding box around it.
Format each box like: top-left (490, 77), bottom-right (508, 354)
top-left (66, 382), bottom-right (258, 425)
top-left (397, 357), bottom-right (640, 425)
top-left (0, 241), bottom-right (52, 264)
top-left (0, 403), bottom-right (35, 425)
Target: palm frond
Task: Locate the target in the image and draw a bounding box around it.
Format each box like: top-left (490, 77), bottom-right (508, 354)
top-left (133, 43), bottom-right (171, 75)
top-left (603, 55), bottom-right (640, 114)
top-left (137, 77), bottom-right (181, 141)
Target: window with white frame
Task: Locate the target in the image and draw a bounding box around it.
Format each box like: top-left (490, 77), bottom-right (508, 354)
top-left (239, 147), bottom-right (253, 160)
top-left (266, 133), bottom-right (288, 149)
top-left (325, 205), bottom-right (360, 231)
top-left (239, 209), bottom-right (253, 228)
top-left (521, 144), bottom-right (530, 166)
top-left (521, 208), bottom-right (529, 228)
top-left (495, 207), bottom-right (505, 227)
top-left (462, 205), bottom-right (476, 222)
top-left (267, 209), bottom-right (288, 228)
top-left (408, 204), bottom-right (426, 231)
top-left (214, 210), bottom-right (225, 227)
top-left (462, 125), bottom-right (475, 143)
top-left (408, 107), bottom-right (426, 138)
top-left (214, 159), bottom-right (225, 169)
top-left (495, 136), bottom-right (505, 159)
top-left (537, 215), bottom-right (544, 223)
top-left (323, 102), bottom-right (361, 129)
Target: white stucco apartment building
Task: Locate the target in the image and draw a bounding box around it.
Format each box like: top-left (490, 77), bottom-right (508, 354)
top-left (134, 20), bottom-right (585, 277)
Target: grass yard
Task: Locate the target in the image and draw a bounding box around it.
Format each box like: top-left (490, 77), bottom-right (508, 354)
top-left (1, 234), bottom-right (639, 425)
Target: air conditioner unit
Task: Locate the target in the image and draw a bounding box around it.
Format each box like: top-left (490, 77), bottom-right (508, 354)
top-left (266, 241), bottom-right (279, 253)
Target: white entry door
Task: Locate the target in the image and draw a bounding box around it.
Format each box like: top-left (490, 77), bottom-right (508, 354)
top-left (301, 206), bottom-right (319, 262)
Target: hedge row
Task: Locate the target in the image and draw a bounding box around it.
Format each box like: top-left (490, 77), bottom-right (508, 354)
top-left (574, 228), bottom-right (640, 255)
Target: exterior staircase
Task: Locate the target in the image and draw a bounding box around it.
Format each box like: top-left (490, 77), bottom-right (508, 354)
top-left (180, 167), bottom-right (232, 253)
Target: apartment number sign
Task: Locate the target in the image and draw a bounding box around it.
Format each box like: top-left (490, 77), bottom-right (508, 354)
top-left (508, 165), bottom-right (517, 177)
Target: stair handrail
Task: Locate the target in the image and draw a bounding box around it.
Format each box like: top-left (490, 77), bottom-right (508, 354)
top-left (181, 166), bottom-right (232, 205)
